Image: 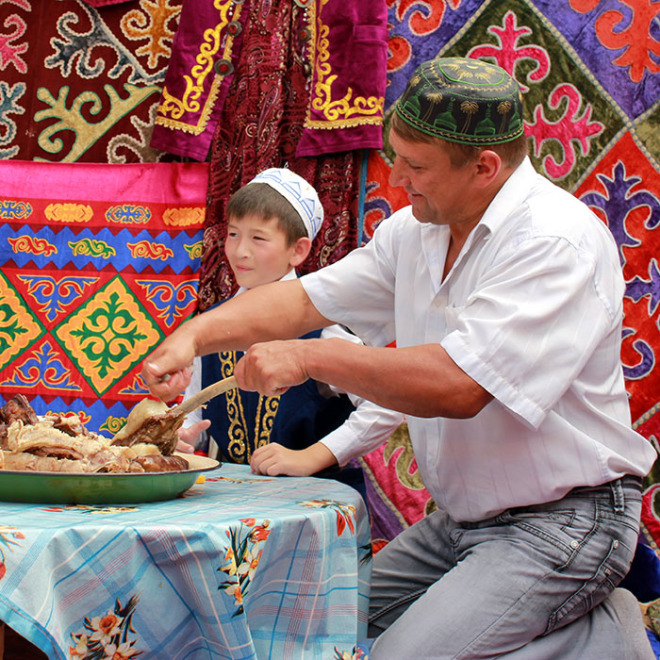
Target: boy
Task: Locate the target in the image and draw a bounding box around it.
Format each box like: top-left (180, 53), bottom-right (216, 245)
top-left (179, 168), bottom-right (404, 484)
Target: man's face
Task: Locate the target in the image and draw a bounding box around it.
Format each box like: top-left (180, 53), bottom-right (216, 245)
top-left (388, 129), bottom-right (476, 227)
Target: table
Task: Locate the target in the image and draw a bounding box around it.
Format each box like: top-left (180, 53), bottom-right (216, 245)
top-left (0, 464), bottom-right (371, 659)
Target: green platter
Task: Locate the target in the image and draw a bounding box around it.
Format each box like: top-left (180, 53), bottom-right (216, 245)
top-left (0, 453), bottom-right (221, 504)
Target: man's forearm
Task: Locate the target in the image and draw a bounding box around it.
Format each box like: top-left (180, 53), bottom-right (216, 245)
top-left (301, 338), bottom-right (493, 419)
top-left (143, 279), bottom-right (329, 399)
top-left (192, 279), bottom-right (329, 356)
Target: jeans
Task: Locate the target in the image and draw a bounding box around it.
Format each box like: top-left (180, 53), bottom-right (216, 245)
top-left (368, 476), bottom-right (643, 659)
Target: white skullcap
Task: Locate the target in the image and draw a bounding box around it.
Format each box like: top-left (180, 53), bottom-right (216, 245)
top-left (248, 168), bottom-right (324, 240)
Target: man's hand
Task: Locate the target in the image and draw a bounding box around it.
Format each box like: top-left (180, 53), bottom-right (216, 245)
top-left (235, 339), bottom-right (316, 396)
top-left (142, 361), bottom-right (194, 402)
top-left (250, 442), bottom-right (337, 476)
top-left (141, 323), bottom-right (198, 401)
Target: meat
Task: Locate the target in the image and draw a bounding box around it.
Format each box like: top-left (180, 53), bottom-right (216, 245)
top-left (110, 376), bottom-right (238, 455)
top-left (111, 407), bottom-right (187, 456)
top-left (0, 396), bottom-right (189, 474)
top-left (1, 393), bottom-right (39, 426)
top-left (0, 393), bottom-right (39, 449)
top-left (134, 454), bottom-right (190, 472)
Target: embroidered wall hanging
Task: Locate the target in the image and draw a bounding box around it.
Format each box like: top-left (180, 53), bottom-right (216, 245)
top-left (0, 0), bottom-right (183, 163)
top-left (0, 160), bottom-right (208, 436)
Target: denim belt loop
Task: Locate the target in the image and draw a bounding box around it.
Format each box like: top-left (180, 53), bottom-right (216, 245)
top-left (609, 477), bottom-right (625, 514)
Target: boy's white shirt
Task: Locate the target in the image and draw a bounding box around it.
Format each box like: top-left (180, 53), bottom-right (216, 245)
top-left (182, 269), bottom-right (405, 465)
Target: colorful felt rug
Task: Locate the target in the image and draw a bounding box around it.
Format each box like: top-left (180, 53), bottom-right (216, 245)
top-left (0, 160), bottom-right (208, 435)
top-left (0, 0), bottom-right (182, 163)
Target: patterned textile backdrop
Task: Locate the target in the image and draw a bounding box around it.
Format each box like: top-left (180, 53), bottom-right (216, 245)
top-left (358, 0), bottom-right (660, 551)
top-left (0, 0), bottom-right (371, 311)
top-left (0, 160), bottom-right (207, 435)
top-left (0, 0), bottom-right (183, 163)
top-left (193, 0), bottom-right (381, 308)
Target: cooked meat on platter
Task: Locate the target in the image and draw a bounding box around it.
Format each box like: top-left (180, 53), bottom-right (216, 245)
top-left (110, 397), bottom-right (187, 457)
top-left (0, 395), bottom-right (189, 474)
top-left (110, 375), bottom-right (238, 456)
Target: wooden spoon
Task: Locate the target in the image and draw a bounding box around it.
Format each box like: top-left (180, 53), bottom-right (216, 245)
top-left (169, 375), bottom-right (238, 417)
top-left (112, 376), bottom-right (238, 449)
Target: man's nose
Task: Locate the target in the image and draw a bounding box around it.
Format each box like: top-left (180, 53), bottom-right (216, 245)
top-left (389, 158), bottom-right (406, 187)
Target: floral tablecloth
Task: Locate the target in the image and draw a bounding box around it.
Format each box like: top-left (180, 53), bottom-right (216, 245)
top-left (0, 464), bottom-right (370, 660)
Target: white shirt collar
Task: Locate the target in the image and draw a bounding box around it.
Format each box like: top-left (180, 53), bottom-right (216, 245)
top-left (235, 268), bottom-right (298, 296)
top-left (479, 156), bottom-right (537, 236)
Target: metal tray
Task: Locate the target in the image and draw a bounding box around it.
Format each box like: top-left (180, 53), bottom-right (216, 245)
top-left (0, 453), bottom-right (220, 504)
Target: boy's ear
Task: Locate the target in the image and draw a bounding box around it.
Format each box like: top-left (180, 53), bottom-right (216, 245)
top-left (290, 236), bottom-right (312, 267)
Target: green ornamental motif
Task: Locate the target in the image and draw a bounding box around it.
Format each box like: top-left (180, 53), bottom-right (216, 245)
top-left (53, 276), bottom-right (163, 396)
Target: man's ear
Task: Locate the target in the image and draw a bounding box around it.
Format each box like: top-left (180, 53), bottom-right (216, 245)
top-left (290, 236), bottom-right (312, 267)
top-left (474, 149), bottom-right (503, 187)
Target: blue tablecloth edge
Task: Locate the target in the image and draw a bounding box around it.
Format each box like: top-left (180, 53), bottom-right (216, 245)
top-left (0, 594), bottom-right (64, 659)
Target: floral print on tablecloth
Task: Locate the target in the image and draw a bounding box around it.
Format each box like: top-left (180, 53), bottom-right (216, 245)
top-left (218, 518), bottom-right (271, 616)
top-left (69, 595), bottom-right (141, 659)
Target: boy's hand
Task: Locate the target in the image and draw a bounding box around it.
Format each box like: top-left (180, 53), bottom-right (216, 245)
top-left (250, 442), bottom-right (337, 477)
top-left (176, 419), bottom-right (211, 454)
top-left (176, 438), bottom-right (195, 454)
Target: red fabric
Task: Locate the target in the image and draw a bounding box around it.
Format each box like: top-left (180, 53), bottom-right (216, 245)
top-left (198, 0), bottom-right (360, 310)
top-left (150, 0), bottom-right (388, 162)
top-left (150, 0), bottom-right (250, 161)
top-left (81, 0), bottom-right (134, 6)
top-left (0, 160), bottom-right (208, 435)
top-left (294, 0), bottom-right (388, 157)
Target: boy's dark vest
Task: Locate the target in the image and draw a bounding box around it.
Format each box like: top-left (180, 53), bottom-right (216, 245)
top-left (201, 329), bottom-right (356, 464)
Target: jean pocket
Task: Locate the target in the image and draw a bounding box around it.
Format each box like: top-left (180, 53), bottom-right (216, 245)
top-left (545, 535), bottom-right (634, 634)
top-left (499, 508), bottom-right (578, 560)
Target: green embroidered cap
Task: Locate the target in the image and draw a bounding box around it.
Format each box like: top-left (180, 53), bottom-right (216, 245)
top-left (394, 57), bottom-right (524, 145)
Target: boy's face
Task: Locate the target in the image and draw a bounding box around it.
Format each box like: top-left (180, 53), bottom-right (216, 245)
top-left (225, 214), bottom-right (307, 289)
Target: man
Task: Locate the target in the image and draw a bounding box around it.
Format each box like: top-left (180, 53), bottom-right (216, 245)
top-left (143, 58), bottom-right (656, 658)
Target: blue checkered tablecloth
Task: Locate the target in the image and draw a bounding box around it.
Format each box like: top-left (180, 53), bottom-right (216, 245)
top-left (0, 464), bottom-right (371, 659)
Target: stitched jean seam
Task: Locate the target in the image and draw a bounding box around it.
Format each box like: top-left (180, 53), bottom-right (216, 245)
top-left (369, 588), bottom-right (428, 630)
top-left (546, 537), bottom-right (622, 632)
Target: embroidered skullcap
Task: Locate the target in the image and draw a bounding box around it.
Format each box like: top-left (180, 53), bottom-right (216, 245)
top-left (248, 168), bottom-right (324, 240)
top-left (394, 57), bottom-right (524, 145)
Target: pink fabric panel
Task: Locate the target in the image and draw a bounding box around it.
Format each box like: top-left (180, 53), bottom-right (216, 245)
top-left (0, 161), bottom-right (209, 204)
